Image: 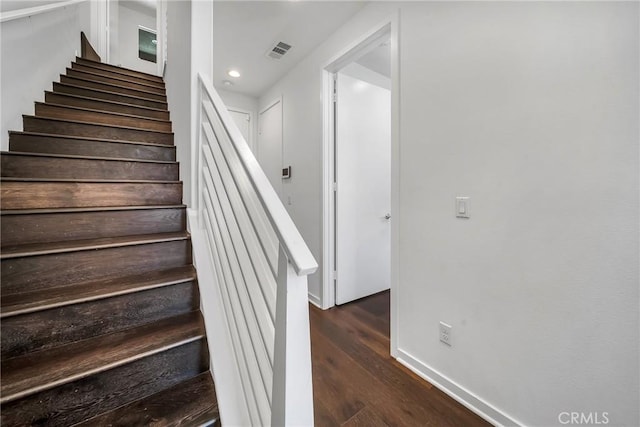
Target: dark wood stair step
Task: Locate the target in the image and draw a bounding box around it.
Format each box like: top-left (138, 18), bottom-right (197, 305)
top-left (75, 56), bottom-right (164, 84)
top-left (1, 231), bottom-right (189, 259)
top-left (35, 102), bottom-right (172, 132)
top-left (60, 75), bottom-right (167, 102)
top-left (23, 115), bottom-right (174, 145)
top-left (53, 81), bottom-right (167, 110)
top-left (1, 152), bottom-right (178, 181)
top-left (0, 178), bottom-right (182, 209)
top-left (0, 339), bottom-right (208, 426)
top-left (0, 311), bottom-right (205, 404)
top-left (77, 372), bottom-right (220, 427)
top-left (9, 131), bottom-right (176, 161)
top-left (1, 204), bottom-right (186, 248)
top-left (1, 275), bottom-right (199, 360)
top-left (1, 265), bottom-right (196, 317)
top-left (71, 61), bottom-right (166, 89)
top-left (1, 235), bottom-right (191, 295)
top-left (66, 67), bottom-right (166, 95)
top-left (45, 91), bottom-right (170, 120)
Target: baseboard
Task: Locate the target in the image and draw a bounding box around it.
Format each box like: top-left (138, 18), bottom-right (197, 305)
top-left (395, 348), bottom-right (523, 427)
top-left (308, 292), bottom-right (323, 309)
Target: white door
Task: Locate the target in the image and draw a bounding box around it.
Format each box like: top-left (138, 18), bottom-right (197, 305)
top-left (228, 108), bottom-right (251, 150)
top-left (335, 72), bottom-right (391, 305)
top-left (258, 99), bottom-right (283, 199)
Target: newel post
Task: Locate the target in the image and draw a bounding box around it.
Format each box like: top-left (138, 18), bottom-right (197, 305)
top-left (271, 246), bottom-right (314, 426)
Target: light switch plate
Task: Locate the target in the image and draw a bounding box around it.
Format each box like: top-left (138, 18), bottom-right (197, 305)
top-left (456, 196), bottom-right (469, 218)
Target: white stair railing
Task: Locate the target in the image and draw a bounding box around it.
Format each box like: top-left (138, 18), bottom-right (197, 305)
top-left (194, 73), bottom-right (317, 426)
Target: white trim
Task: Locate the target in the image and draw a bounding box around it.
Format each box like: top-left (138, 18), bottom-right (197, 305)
top-left (0, 0), bottom-right (86, 22)
top-left (396, 348), bottom-right (523, 427)
top-left (226, 106), bottom-right (255, 155)
top-left (138, 24), bottom-right (156, 35)
top-left (321, 14), bottom-right (399, 316)
top-left (308, 292), bottom-right (322, 309)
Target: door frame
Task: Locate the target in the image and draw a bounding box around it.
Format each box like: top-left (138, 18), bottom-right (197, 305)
top-left (227, 106), bottom-right (255, 154)
top-left (320, 12), bottom-right (400, 355)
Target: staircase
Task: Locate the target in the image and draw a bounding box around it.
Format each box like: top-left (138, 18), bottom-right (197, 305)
top-left (0, 56), bottom-right (220, 425)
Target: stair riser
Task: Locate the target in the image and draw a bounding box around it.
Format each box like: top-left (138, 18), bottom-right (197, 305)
top-left (1, 181), bottom-right (182, 209)
top-left (1, 239), bottom-right (191, 295)
top-left (23, 116), bottom-right (174, 145)
top-left (35, 103), bottom-right (172, 132)
top-left (10, 134), bottom-right (176, 162)
top-left (2, 282), bottom-right (199, 360)
top-left (71, 62), bottom-right (165, 89)
top-left (1, 155), bottom-right (179, 181)
top-left (60, 75), bottom-right (166, 102)
top-left (66, 69), bottom-right (166, 95)
top-left (1, 208), bottom-right (186, 248)
top-left (75, 57), bottom-right (164, 84)
top-left (45, 92), bottom-right (169, 120)
top-left (53, 82), bottom-right (167, 110)
top-left (0, 339), bottom-right (208, 427)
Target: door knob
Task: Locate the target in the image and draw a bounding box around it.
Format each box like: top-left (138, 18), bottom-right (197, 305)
top-left (384, 214), bottom-right (391, 220)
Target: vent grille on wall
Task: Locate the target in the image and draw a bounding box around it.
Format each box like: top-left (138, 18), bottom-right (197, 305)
top-left (266, 41), bottom-right (292, 60)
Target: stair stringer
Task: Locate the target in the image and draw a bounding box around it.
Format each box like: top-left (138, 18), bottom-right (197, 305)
top-left (188, 209), bottom-right (252, 427)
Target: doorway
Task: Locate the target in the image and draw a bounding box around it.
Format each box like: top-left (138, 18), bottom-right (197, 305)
top-left (334, 51), bottom-right (391, 305)
top-left (258, 98), bottom-right (283, 200)
top-left (323, 21), bottom-right (397, 311)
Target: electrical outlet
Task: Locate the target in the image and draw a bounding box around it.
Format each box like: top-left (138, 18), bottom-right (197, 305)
top-left (439, 321), bottom-right (452, 346)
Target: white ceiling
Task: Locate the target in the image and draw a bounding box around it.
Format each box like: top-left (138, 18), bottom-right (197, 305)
top-left (212, 1), bottom-right (367, 97)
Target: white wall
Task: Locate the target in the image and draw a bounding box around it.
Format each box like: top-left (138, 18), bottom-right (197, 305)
top-left (164, 0), bottom-right (191, 205)
top-left (216, 88), bottom-right (258, 154)
top-left (259, 2), bottom-right (639, 426)
top-left (117, 2), bottom-right (157, 75)
top-left (1, 0), bottom-right (91, 150)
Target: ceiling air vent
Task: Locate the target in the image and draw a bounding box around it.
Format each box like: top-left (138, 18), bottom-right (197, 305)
top-left (266, 41), bottom-right (292, 60)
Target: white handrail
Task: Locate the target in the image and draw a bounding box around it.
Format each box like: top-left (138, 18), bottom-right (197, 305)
top-left (197, 73), bottom-right (318, 277)
top-left (0, 0), bottom-right (86, 23)
top-left (194, 73), bottom-right (316, 426)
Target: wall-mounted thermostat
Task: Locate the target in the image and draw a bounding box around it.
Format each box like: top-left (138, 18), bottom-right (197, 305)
top-left (282, 166), bottom-right (291, 179)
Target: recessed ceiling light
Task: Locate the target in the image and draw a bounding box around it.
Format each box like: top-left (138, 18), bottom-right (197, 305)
top-left (223, 80), bottom-right (233, 86)
top-left (228, 70), bottom-right (240, 78)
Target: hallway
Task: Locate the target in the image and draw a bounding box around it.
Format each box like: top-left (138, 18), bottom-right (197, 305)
top-left (310, 292), bottom-right (491, 426)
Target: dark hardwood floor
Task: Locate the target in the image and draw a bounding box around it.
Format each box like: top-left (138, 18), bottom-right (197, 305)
top-left (310, 291), bottom-right (492, 427)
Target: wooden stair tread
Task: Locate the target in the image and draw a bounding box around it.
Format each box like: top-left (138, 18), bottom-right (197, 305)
top-left (60, 75), bottom-right (167, 101)
top-left (0, 311), bottom-right (204, 404)
top-left (44, 91), bottom-right (169, 113)
top-left (35, 102), bottom-right (171, 125)
top-left (53, 81), bottom-right (168, 108)
top-left (71, 62), bottom-right (166, 89)
top-left (76, 372), bottom-right (219, 427)
top-left (1, 231), bottom-right (189, 259)
top-left (75, 56), bottom-right (164, 82)
top-left (22, 115), bottom-right (174, 135)
top-left (1, 204), bottom-right (186, 215)
top-left (66, 67), bottom-right (166, 92)
top-left (9, 130), bottom-right (176, 148)
top-left (1, 177), bottom-right (180, 183)
top-left (1, 151), bottom-right (176, 164)
top-left (1, 265), bottom-right (196, 317)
